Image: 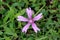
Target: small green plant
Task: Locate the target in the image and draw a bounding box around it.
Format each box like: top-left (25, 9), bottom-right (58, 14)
top-left (0, 0), bottom-right (60, 40)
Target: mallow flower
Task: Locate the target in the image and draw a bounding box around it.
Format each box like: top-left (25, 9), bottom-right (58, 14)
top-left (17, 8), bottom-right (43, 33)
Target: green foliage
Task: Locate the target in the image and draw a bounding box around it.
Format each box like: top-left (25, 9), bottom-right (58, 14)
top-left (0, 0), bottom-right (60, 40)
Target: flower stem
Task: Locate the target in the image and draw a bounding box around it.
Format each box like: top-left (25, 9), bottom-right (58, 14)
top-left (34, 4), bottom-right (45, 16)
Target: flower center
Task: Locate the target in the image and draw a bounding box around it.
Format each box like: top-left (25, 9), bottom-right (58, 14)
top-left (29, 19), bottom-right (33, 23)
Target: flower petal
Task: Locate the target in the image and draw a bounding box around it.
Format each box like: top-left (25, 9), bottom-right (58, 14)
top-left (26, 7), bottom-right (34, 18)
top-left (33, 13), bottom-right (43, 21)
top-left (32, 23), bottom-right (40, 33)
top-left (17, 16), bottom-right (28, 22)
top-left (22, 23), bottom-right (30, 33)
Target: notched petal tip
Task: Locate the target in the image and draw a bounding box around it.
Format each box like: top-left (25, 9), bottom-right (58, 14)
top-left (33, 13), bottom-right (43, 21)
top-left (22, 23), bottom-right (30, 33)
top-left (35, 28), bottom-right (40, 33)
top-left (32, 23), bottom-right (40, 33)
top-left (17, 16), bottom-right (20, 18)
top-left (22, 30), bottom-right (26, 33)
top-left (26, 7), bottom-right (34, 18)
top-left (26, 7), bottom-right (31, 10)
top-left (17, 16), bottom-right (28, 22)
top-left (17, 19), bottom-right (20, 21)
top-left (40, 13), bottom-right (43, 15)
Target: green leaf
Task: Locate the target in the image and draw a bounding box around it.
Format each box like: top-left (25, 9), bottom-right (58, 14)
top-left (0, 31), bottom-right (3, 35)
top-left (3, 8), bottom-right (15, 23)
top-left (35, 36), bottom-right (47, 40)
top-left (4, 37), bottom-right (11, 40)
top-left (4, 27), bottom-right (13, 35)
top-left (15, 9), bottom-right (25, 18)
top-left (27, 37), bottom-right (34, 40)
top-left (29, 0), bottom-right (36, 3)
top-left (4, 27), bottom-right (17, 36)
top-left (52, 0), bottom-right (58, 7)
top-left (0, 0), bottom-right (2, 5)
top-left (18, 22), bottom-right (22, 28)
top-left (48, 10), bottom-right (57, 13)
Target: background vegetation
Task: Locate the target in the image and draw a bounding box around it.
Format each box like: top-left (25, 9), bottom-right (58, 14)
top-left (0, 0), bottom-right (60, 40)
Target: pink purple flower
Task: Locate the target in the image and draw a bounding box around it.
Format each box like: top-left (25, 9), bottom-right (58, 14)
top-left (17, 8), bottom-right (43, 33)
